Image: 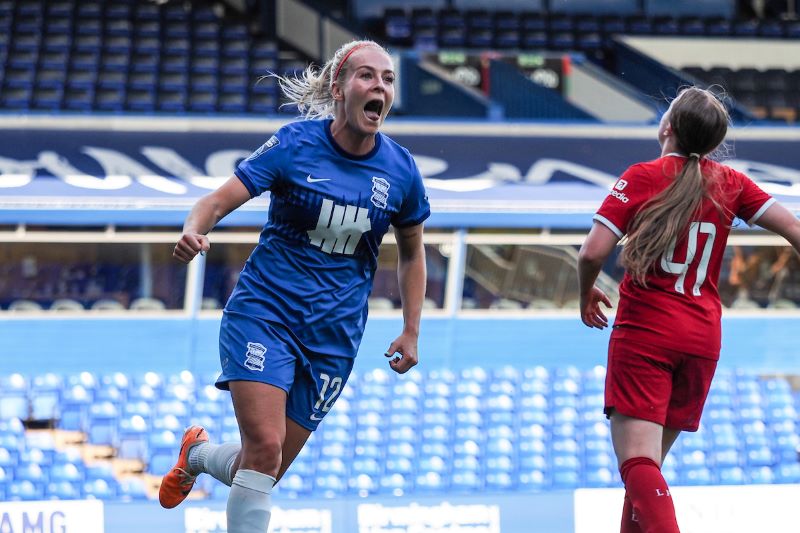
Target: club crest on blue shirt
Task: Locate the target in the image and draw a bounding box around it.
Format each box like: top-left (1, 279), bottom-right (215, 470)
top-left (245, 135), bottom-right (280, 162)
top-left (244, 342), bottom-right (266, 372)
top-left (371, 177), bottom-right (390, 209)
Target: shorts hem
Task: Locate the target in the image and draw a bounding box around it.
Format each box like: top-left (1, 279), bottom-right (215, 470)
top-left (605, 405), bottom-right (698, 432)
top-left (286, 410), bottom-right (317, 432)
top-left (215, 375), bottom-right (291, 394)
top-left (604, 405), bottom-right (666, 427)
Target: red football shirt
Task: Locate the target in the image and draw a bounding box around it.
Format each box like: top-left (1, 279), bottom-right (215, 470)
top-left (595, 155), bottom-right (774, 359)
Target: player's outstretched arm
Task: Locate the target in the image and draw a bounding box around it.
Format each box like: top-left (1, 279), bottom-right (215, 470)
top-left (174, 176), bottom-right (252, 263)
top-left (755, 202), bottom-right (800, 256)
top-left (385, 223), bottom-right (426, 374)
top-left (578, 222), bottom-right (618, 329)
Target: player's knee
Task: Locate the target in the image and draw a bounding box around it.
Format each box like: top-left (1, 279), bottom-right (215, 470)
top-left (241, 433), bottom-right (283, 474)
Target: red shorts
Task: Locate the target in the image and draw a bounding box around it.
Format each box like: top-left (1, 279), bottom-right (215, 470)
top-left (604, 337), bottom-right (717, 432)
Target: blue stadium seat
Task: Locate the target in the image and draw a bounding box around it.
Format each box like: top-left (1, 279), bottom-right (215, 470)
top-left (118, 415), bottom-right (149, 460)
top-left (584, 437), bottom-right (612, 456)
top-left (486, 471), bottom-right (514, 491)
top-left (585, 451), bottom-right (614, 469)
top-left (772, 433), bottom-right (799, 462)
top-left (87, 401), bottom-right (119, 446)
top-left (551, 470), bottom-right (579, 489)
top-left (83, 478), bottom-right (117, 500)
top-left (745, 446), bottom-right (773, 467)
top-left (30, 373), bottom-right (63, 420)
top-left (414, 471), bottom-right (445, 494)
top-left (126, 89), bottom-right (156, 111)
top-left (8, 480), bottom-right (44, 501)
top-left (552, 439), bottom-right (579, 457)
top-left (0, 373), bottom-right (28, 420)
top-left (118, 477), bottom-right (149, 501)
top-left (194, 21), bottom-right (220, 39)
top-left (384, 457), bottom-right (413, 476)
top-left (349, 473), bottom-right (377, 495)
top-left (451, 469), bottom-right (482, 492)
top-left (775, 463), bottom-right (800, 484)
top-left (351, 457), bottom-right (381, 477)
top-left (15, 462), bottom-right (46, 489)
top-left (748, 466), bottom-right (775, 484)
top-left (85, 463), bottom-right (116, 485)
top-left (680, 467), bottom-right (712, 486)
top-left (710, 448), bottom-right (739, 468)
top-left (519, 454), bottom-right (547, 473)
top-left (106, 16), bottom-right (133, 36)
top-left (378, 472), bottom-right (411, 494)
top-left (314, 474), bottom-right (346, 496)
top-left (518, 469), bottom-right (547, 491)
top-left (47, 481), bottom-right (80, 500)
top-left (585, 467), bottom-right (615, 488)
top-left (60, 384), bottom-right (92, 431)
top-left (50, 463), bottom-right (83, 484)
top-left (680, 450), bottom-right (707, 469)
top-left (0, 445), bottom-right (18, 471)
top-left (279, 473), bottom-right (312, 497)
top-left (420, 442), bottom-right (451, 461)
top-left (717, 466), bottom-right (746, 485)
top-left (52, 447), bottom-right (82, 467)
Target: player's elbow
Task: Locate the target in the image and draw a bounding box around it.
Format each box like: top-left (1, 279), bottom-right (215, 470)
top-left (578, 245), bottom-right (607, 270)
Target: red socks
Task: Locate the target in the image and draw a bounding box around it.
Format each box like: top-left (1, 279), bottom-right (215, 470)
top-left (620, 494), bottom-right (642, 533)
top-left (619, 457), bottom-right (680, 533)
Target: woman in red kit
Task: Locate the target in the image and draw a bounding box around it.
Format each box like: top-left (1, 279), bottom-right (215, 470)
top-left (578, 87), bottom-right (800, 533)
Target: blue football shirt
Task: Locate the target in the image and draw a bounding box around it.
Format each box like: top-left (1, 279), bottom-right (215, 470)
top-left (228, 119), bottom-right (430, 358)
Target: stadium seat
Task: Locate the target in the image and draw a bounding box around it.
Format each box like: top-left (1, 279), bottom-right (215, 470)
top-left (585, 467), bottom-right (615, 488)
top-left (87, 401), bottom-right (120, 446)
top-left (129, 297), bottom-right (166, 311)
top-left (49, 298), bottom-right (84, 311)
top-left (748, 466), bottom-right (775, 484)
top-left (0, 373), bottom-right (29, 420)
top-left (118, 477), bottom-right (149, 501)
top-left (551, 470), bottom-right (579, 489)
top-left (91, 298), bottom-right (126, 311)
top-left (83, 478), bottom-right (117, 500)
top-left (50, 463), bottom-right (83, 484)
top-left (47, 481), bottom-right (81, 500)
top-left (775, 463), bottom-right (800, 484)
top-left (681, 467), bottom-right (712, 485)
top-left (7, 480), bottom-right (44, 501)
top-left (8, 299), bottom-right (43, 311)
top-left (15, 462), bottom-right (46, 488)
top-left (717, 466), bottom-right (745, 485)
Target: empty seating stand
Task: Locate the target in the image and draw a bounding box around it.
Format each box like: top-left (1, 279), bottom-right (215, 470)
top-left (2, 366), bottom-right (800, 501)
top-left (0, 0), bottom-right (298, 115)
top-left (683, 65), bottom-right (800, 122)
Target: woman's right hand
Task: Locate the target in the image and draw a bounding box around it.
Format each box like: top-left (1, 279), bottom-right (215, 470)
top-left (580, 286), bottom-right (613, 329)
top-left (173, 233), bottom-right (210, 263)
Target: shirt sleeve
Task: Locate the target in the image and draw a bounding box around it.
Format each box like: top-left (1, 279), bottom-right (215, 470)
top-left (234, 126), bottom-right (293, 197)
top-left (594, 164), bottom-right (651, 238)
top-left (392, 157), bottom-right (431, 228)
top-left (735, 171), bottom-right (775, 226)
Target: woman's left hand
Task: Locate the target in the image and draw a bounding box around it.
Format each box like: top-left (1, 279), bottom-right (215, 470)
top-left (581, 286), bottom-right (613, 329)
top-left (384, 332), bottom-right (419, 374)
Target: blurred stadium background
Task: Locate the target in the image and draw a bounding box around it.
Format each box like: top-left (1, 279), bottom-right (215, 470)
top-left (1, 0), bottom-right (800, 531)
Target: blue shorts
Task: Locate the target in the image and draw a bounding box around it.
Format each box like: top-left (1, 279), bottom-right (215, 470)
top-left (216, 310), bottom-right (355, 431)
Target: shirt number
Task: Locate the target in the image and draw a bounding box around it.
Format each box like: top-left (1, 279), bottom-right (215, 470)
top-left (314, 373), bottom-right (343, 413)
top-left (660, 221), bottom-right (716, 296)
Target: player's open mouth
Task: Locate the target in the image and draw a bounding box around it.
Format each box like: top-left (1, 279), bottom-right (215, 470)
top-left (364, 100), bottom-right (383, 122)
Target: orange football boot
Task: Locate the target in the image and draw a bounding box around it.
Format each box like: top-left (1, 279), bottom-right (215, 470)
top-left (158, 425), bottom-right (209, 509)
